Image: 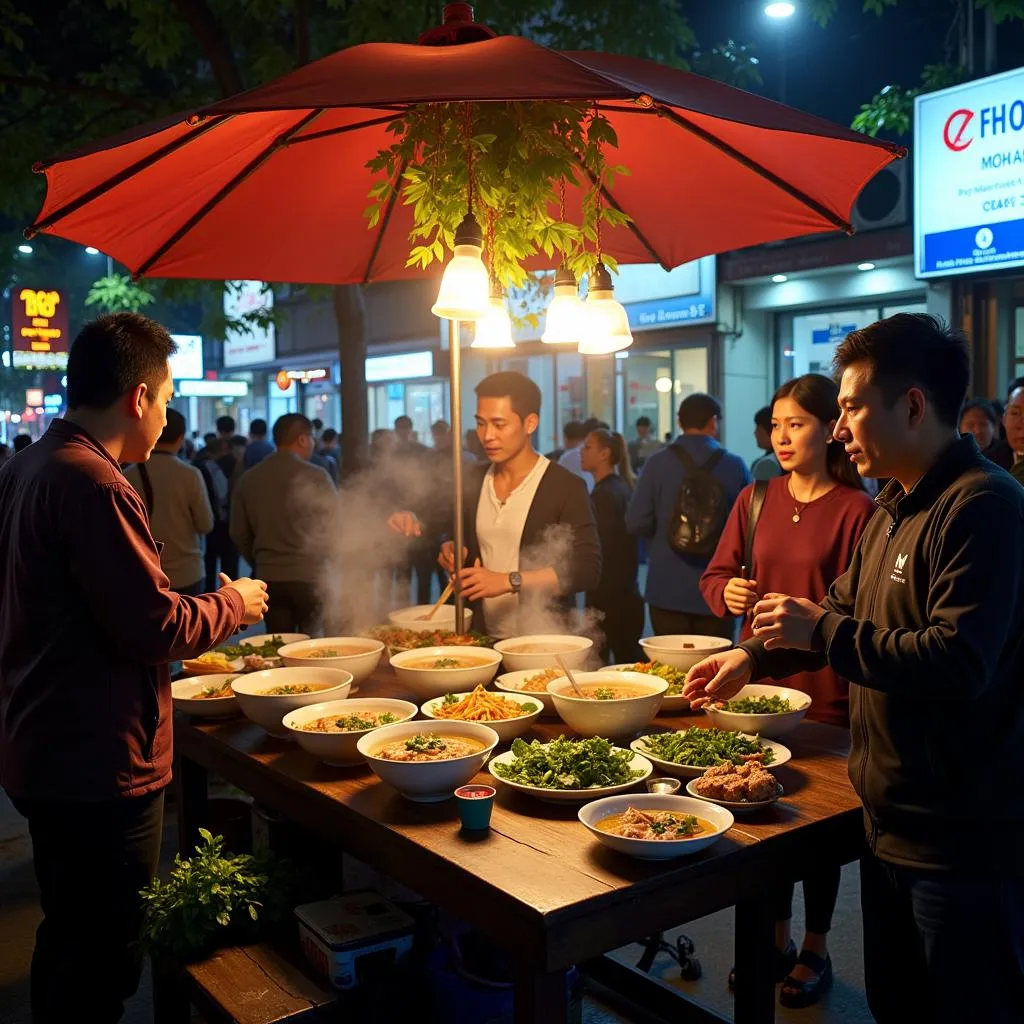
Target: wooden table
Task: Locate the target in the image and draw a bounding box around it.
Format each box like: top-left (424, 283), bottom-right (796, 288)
top-left (174, 666), bottom-right (863, 1024)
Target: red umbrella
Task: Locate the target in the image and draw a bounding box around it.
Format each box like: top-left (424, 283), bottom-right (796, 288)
top-left (26, 17), bottom-right (903, 284)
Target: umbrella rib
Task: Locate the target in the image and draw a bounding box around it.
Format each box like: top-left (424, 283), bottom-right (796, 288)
top-left (26, 115), bottom-right (231, 238)
top-left (363, 156), bottom-right (408, 285)
top-left (134, 108), bottom-right (326, 279)
top-left (657, 105), bottom-right (854, 234)
top-left (288, 112), bottom-right (402, 146)
top-left (578, 165), bottom-right (669, 269)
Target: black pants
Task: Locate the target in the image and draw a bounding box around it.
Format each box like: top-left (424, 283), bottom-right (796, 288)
top-left (649, 606), bottom-right (736, 641)
top-left (265, 580), bottom-right (320, 635)
top-left (589, 593), bottom-right (645, 663)
top-left (771, 863), bottom-right (842, 934)
top-left (11, 789), bottom-right (165, 1024)
top-left (204, 522), bottom-right (239, 591)
top-left (860, 850), bottom-right (1024, 1023)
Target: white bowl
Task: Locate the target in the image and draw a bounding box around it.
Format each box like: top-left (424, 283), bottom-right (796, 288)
top-left (171, 674), bottom-right (241, 718)
top-left (578, 793), bottom-right (734, 860)
top-left (493, 634), bottom-right (594, 673)
top-left (387, 605), bottom-right (473, 633)
top-left (639, 635), bottom-right (733, 672)
top-left (240, 632), bottom-right (310, 651)
top-left (629, 732), bottom-right (792, 779)
top-left (493, 669), bottom-right (565, 715)
top-left (685, 777), bottom-right (784, 815)
top-left (389, 646), bottom-right (502, 701)
top-left (606, 663), bottom-right (691, 714)
top-left (231, 667), bottom-right (353, 737)
top-left (420, 690), bottom-right (542, 744)
top-left (278, 637), bottom-right (383, 685)
top-left (283, 698), bottom-right (418, 766)
top-left (547, 672), bottom-right (668, 739)
top-left (702, 684), bottom-right (812, 738)
top-left (357, 720), bottom-right (499, 803)
top-left (487, 744), bottom-right (653, 803)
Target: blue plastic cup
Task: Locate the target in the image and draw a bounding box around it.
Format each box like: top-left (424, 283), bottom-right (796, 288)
top-left (455, 785), bottom-right (496, 830)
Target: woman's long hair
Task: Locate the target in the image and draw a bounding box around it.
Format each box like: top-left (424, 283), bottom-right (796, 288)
top-left (771, 374), bottom-right (864, 491)
top-left (589, 428), bottom-right (636, 489)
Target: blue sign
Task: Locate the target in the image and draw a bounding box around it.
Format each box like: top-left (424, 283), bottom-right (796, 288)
top-left (811, 323), bottom-right (858, 345)
top-left (920, 217), bottom-right (1024, 275)
top-left (625, 295), bottom-right (714, 329)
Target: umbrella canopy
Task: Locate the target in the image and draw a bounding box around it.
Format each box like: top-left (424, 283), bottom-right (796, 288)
top-left (28, 34), bottom-right (904, 285)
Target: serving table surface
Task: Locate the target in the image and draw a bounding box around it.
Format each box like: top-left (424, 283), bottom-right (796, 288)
top-left (173, 664), bottom-right (862, 1024)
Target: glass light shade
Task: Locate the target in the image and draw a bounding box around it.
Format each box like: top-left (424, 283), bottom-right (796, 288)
top-left (470, 295), bottom-right (515, 349)
top-left (578, 287), bottom-right (633, 355)
top-left (431, 244), bottom-right (490, 321)
top-left (541, 284), bottom-right (585, 344)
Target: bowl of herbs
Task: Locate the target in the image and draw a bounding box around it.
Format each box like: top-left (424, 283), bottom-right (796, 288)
top-left (630, 727), bottom-right (791, 779)
top-left (702, 684), bottom-right (811, 738)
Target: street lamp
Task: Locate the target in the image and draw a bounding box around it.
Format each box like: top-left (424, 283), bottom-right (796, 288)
top-left (764, 2), bottom-right (795, 105)
top-left (765, 2), bottom-right (795, 17)
top-left (17, 244), bottom-right (32, 255)
top-left (85, 246), bottom-right (100, 255)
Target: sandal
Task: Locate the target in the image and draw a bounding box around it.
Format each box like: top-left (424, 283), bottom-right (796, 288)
top-left (727, 939), bottom-right (797, 991)
top-left (779, 949), bottom-right (833, 1009)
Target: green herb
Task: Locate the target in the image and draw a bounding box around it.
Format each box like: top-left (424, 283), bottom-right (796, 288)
top-left (638, 728), bottom-right (775, 767)
top-left (721, 695), bottom-right (794, 715)
top-left (405, 734), bottom-right (447, 753)
top-left (441, 693), bottom-right (459, 705)
top-left (215, 635), bottom-right (287, 660)
top-left (333, 712), bottom-right (397, 731)
top-left (433, 658), bottom-right (459, 669)
top-left (593, 688), bottom-right (614, 700)
top-left (520, 703), bottom-right (539, 714)
top-left (492, 735), bottom-right (644, 790)
top-left (618, 661), bottom-right (688, 695)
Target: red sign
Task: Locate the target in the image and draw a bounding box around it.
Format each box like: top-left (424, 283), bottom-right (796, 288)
top-left (12, 289), bottom-right (68, 354)
top-left (943, 108), bottom-right (975, 151)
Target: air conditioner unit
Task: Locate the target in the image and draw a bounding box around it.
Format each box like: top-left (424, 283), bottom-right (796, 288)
top-left (852, 159), bottom-right (908, 232)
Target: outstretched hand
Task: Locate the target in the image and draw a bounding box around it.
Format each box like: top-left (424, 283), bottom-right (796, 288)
top-left (681, 649), bottom-right (754, 709)
top-left (751, 593), bottom-right (825, 651)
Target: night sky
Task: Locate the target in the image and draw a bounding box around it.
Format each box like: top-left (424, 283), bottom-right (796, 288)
top-left (686, 0), bottom-right (1023, 132)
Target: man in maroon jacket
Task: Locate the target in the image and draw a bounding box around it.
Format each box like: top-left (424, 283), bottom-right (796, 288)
top-left (0, 313), bottom-right (268, 1023)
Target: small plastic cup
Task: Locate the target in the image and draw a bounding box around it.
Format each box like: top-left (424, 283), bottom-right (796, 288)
top-left (454, 784), bottom-right (496, 830)
top-left (646, 777), bottom-right (681, 795)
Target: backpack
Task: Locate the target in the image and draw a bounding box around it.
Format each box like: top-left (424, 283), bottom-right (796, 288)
top-left (665, 446), bottom-right (728, 556)
top-left (195, 457), bottom-right (229, 524)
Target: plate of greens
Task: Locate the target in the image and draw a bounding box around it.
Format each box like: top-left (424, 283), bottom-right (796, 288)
top-left (488, 735), bottom-right (653, 803)
top-left (607, 662), bottom-right (692, 712)
top-left (630, 728), bottom-right (791, 779)
top-left (702, 684), bottom-right (811, 739)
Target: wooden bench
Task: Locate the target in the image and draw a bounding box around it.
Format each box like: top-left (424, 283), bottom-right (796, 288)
top-left (152, 941), bottom-right (341, 1024)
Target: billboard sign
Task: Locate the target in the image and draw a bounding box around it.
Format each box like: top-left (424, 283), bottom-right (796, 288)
top-left (223, 281), bottom-right (275, 368)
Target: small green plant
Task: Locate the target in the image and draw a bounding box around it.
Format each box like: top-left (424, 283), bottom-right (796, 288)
top-left (140, 828), bottom-right (279, 959)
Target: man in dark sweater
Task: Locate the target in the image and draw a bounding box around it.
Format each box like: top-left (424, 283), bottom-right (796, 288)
top-left (684, 314), bottom-right (1024, 1024)
top-left (0, 313), bottom-right (268, 1023)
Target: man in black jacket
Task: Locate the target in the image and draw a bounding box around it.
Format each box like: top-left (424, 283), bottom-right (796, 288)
top-left (684, 314), bottom-right (1024, 1023)
top-left (389, 372), bottom-right (600, 638)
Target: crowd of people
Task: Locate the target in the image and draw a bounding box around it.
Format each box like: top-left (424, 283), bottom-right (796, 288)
top-left (1, 309), bottom-right (1023, 1022)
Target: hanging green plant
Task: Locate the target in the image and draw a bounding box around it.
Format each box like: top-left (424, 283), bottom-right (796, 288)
top-left (364, 101), bottom-right (632, 289)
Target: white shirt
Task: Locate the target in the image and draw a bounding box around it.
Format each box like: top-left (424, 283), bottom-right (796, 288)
top-left (558, 445), bottom-right (593, 492)
top-left (476, 454), bottom-right (549, 638)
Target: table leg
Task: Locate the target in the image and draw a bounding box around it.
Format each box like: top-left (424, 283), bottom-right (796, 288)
top-left (514, 965), bottom-right (569, 1024)
top-left (174, 754), bottom-right (209, 856)
top-left (733, 898), bottom-right (777, 1024)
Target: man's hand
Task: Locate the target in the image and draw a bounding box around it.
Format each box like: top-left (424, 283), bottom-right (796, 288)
top-left (456, 559), bottom-right (512, 601)
top-left (219, 573), bottom-right (268, 626)
top-left (438, 542), bottom-right (469, 575)
top-left (723, 577), bottom-right (759, 616)
top-left (751, 593), bottom-right (826, 651)
top-left (681, 649), bottom-right (754, 709)
top-left (387, 511), bottom-right (421, 537)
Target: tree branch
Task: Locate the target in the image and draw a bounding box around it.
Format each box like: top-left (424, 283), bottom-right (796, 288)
top-left (294, 0), bottom-right (310, 66)
top-left (170, 0), bottom-right (245, 95)
top-left (0, 75), bottom-right (155, 112)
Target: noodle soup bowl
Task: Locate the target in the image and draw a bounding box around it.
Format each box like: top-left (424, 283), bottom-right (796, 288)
top-left (357, 720), bottom-right (500, 803)
top-left (639, 635), bottom-right (733, 672)
top-left (548, 672), bottom-right (668, 739)
top-left (420, 690), bottom-right (543, 744)
top-left (231, 668), bottom-right (353, 737)
top-left (389, 646), bottom-right (502, 701)
top-left (493, 635), bottom-right (593, 673)
top-left (278, 637), bottom-right (384, 685)
top-left (578, 793), bottom-right (734, 861)
top-left (171, 674), bottom-right (241, 718)
top-left (283, 698), bottom-right (418, 766)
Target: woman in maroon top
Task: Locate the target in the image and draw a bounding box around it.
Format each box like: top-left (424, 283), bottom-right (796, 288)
top-left (701, 374), bottom-right (875, 1009)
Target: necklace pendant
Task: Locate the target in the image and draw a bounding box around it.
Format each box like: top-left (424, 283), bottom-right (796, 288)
top-left (792, 513), bottom-right (801, 523)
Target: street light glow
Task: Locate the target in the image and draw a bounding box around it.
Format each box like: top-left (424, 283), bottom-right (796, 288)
top-left (857, 262), bottom-right (876, 271)
top-left (17, 244), bottom-right (32, 255)
top-left (765, 2), bottom-right (796, 17)
top-left (772, 274), bottom-right (788, 283)
top-left (85, 246), bottom-right (100, 255)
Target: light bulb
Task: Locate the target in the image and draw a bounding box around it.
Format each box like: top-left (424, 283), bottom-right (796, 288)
top-left (431, 213), bottom-right (490, 321)
top-left (655, 377), bottom-right (673, 393)
top-left (578, 263), bottom-right (633, 355)
top-left (471, 293), bottom-right (515, 349)
top-left (542, 265), bottom-right (585, 344)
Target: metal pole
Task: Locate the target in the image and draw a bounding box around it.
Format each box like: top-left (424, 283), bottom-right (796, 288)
top-left (449, 319), bottom-right (466, 634)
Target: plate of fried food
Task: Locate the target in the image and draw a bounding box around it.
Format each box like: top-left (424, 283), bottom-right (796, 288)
top-left (685, 762), bottom-right (784, 813)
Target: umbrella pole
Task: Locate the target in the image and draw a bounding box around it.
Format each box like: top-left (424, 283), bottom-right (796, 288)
top-left (449, 319), bottom-right (466, 634)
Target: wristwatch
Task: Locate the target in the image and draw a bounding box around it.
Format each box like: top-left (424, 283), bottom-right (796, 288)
top-left (508, 571), bottom-right (522, 595)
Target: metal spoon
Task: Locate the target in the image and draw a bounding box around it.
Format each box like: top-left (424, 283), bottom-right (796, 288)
top-left (554, 653), bottom-right (587, 698)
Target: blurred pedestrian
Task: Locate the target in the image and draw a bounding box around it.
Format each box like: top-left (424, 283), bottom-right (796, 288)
top-left (627, 415), bottom-right (662, 472)
top-left (580, 428), bottom-right (643, 662)
top-left (0, 312), bottom-right (266, 1024)
top-left (126, 408), bottom-right (214, 596)
top-left (243, 418), bottom-right (274, 469)
top-left (1005, 380), bottom-right (1024, 487)
top-left (231, 413), bottom-right (335, 634)
top-left (13, 434), bottom-right (32, 453)
top-left (558, 420), bottom-right (593, 491)
top-left (960, 397), bottom-right (1011, 469)
top-left (750, 405), bottom-right (783, 480)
